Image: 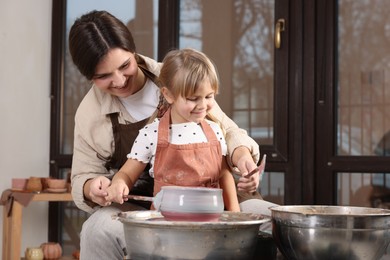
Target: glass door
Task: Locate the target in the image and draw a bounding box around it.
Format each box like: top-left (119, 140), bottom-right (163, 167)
top-left (336, 0), bottom-right (390, 207)
top-left (177, 0), bottom-right (290, 205)
top-left (315, 0), bottom-right (390, 209)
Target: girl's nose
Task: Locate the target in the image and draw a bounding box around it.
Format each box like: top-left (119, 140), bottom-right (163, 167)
top-left (112, 71), bottom-right (126, 87)
top-left (197, 98), bottom-right (207, 108)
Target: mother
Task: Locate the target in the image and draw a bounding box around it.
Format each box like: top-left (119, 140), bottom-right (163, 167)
top-left (69, 10), bottom-right (265, 260)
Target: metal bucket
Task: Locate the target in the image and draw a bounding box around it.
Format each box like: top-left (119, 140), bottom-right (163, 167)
top-left (271, 205), bottom-right (390, 260)
top-left (115, 211), bottom-right (270, 260)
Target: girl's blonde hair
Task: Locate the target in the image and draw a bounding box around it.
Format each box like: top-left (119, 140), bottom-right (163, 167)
top-left (155, 48), bottom-right (224, 135)
top-left (159, 48), bottom-right (220, 99)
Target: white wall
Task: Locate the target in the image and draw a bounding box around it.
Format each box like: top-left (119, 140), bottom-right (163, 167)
top-left (0, 0), bottom-right (52, 257)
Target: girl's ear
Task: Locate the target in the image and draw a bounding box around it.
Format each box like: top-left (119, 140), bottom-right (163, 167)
top-left (161, 87), bottom-right (175, 104)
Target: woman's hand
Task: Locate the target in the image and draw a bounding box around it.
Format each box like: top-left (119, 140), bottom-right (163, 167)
top-left (84, 176), bottom-right (112, 206)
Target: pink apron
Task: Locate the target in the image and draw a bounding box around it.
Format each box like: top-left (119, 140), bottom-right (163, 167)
top-left (153, 109), bottom-right (222, 196)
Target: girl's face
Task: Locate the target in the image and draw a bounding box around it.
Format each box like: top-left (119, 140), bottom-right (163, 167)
top-left (163, 80), bottom-right (216, 124)
top-left (92, 48), bottom-right (144, 98)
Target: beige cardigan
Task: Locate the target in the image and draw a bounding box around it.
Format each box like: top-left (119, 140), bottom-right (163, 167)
top-left (71, 55), bottom-right (259, 213)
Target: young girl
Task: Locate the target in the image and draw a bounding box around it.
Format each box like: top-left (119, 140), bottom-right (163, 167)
top-left (105, 48), bottom-right (240, 212)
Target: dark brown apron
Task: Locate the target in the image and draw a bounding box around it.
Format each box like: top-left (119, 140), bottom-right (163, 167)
top-left (103, 61), bottom-right (161, 208)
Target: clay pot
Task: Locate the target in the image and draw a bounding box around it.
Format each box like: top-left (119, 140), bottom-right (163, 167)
top-left (25, 247), bottom-right (44, 260)
top-left (72, 250), bottom-right (80, 259)
top-left (46, 179), bottom-right (67, 189)
top-left (12, 178), bottom-right (28, 190)
top-left (40, 242), bottom-right (62, 260)
top-left (26, 177), bottom-right (43, 192)
top-left (41, 177), bottom-right (52, 190)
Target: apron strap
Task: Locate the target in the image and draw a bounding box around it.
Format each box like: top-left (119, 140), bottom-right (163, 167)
top-left (136, 54), bottom-right (169, 118)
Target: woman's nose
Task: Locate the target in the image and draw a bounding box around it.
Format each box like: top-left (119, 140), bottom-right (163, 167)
top-left (112, 71), bottom-right (126, 87)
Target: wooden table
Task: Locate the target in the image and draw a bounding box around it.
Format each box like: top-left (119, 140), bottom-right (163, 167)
top-left (2, 191), bottom-right (72, 260)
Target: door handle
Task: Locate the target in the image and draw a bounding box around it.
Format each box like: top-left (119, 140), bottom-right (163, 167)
top-left (275, 19), bottom-right (285, 49)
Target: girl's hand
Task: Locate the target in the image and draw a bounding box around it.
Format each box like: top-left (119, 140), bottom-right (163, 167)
top-left (237, 173), bottom-right (259, 193)
top-left (234, 152), bottom-right (260, 193)
top-left (237, 154), bottom-right (267, 192)
top-left (235, 151), bottom-right (266, 193)
top-left (105, 180), bottom-right (129, 204)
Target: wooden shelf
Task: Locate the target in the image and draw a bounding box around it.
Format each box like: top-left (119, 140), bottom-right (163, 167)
top-left (2, 190), bottom-right (73, 260)
top-left (30, 191), bottom-right (72, 201)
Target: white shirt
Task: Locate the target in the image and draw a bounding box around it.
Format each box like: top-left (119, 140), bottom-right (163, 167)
top-left (119, 79), bottom-right (160, 121)
top-left (128, 118), bottom-right (228, 177)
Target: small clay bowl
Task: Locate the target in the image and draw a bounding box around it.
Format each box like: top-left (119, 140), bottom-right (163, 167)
top-left (47, 179), bottom-right (67, 189)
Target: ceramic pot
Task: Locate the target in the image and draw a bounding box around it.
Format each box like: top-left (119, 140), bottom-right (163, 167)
top-left (155, 186), bottom-right (224, 221)
top-left (40, 242), bottom-right (62, 259)
top-left (46, 179), bottom-right (67, 189)
top-left (26, 177), bottom-right (42, 192)
top-left (25, 247), bottom-right (44, 260)
top-left (41, 177), bottom-right (52, 190)
top-left (11, 178), bottom-right (28, 190)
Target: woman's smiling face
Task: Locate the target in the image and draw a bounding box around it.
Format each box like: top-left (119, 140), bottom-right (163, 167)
top-left (92, 48), bottom-right (143, 98)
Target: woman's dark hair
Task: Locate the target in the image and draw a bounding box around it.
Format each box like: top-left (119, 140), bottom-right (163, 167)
top-left (69, 10), bottom-right (136, 80)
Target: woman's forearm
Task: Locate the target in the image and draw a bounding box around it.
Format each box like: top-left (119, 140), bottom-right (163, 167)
top-left (209, 102), bottom-right (260, 164)
top-left (231, 146), bottom-right (252, 168)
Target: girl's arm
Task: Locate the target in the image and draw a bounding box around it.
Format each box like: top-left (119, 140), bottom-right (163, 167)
top-left (219, 157), bottom-right (240, 212)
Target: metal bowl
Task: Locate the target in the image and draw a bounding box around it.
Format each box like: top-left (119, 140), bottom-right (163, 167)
top-left (271, 205), bottom-right (390, 260)
top-left (115, 210), bottom-right (270, 260)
